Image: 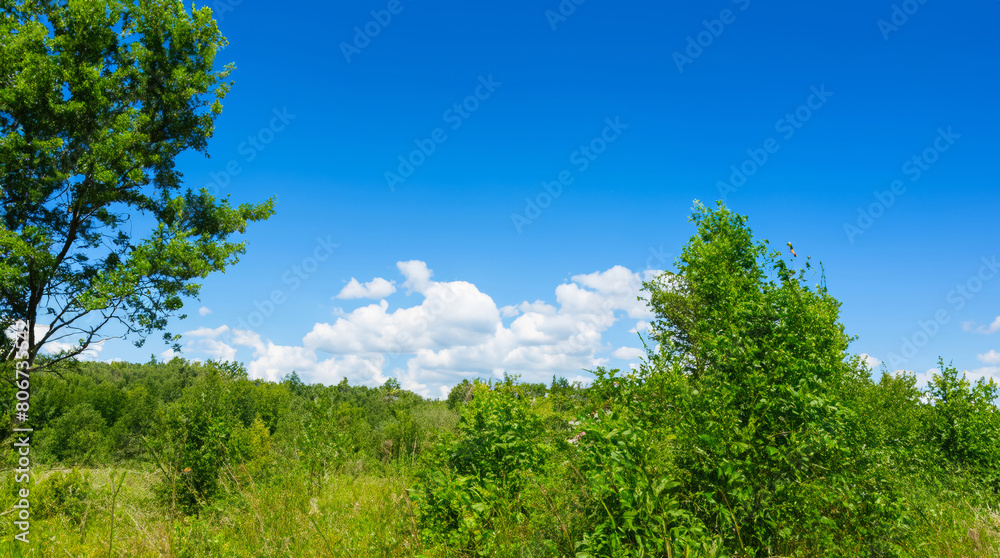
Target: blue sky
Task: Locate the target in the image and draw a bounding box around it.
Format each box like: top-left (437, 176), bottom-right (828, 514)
top-left (78, 0), bottom-right (999, 398)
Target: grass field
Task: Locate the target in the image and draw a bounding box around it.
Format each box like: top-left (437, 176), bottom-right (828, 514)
top-left (2, 461), bottom-right (1000, 557)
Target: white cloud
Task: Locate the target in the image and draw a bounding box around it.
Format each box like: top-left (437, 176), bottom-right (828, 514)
top-left (335, 277), bottom-right (397, 300)
top-left (910, 368), bottom-right (938, 389)
top-left (41, 339), bottom-right (74, 355)
top-left (198, 338), bottom-right (238, 362)
top-left (967, 366), bottom-right (1000, 386)
top-left (181, 325), bottom-right (238, 362)
top-left (909, 366), bottom-right (1000, 392)
top-left (160, 348), bottom-right (179, 361)
top-left (978, 350), bottom-right (1000, 364)
top-left (500, 305), bottom-right (520, 318)
top-left (629, 320), bottom-right (652, 334)
top-left (965, 316), bottom-right (1000, 334)
top-left (198, 306), bottom-right (212, 316)
top-left (398, 260), bottom-right (433, 294)
top-left (187, 325), bottom-right (229, 339)
top-left (982, 316), bottom-right (1000, 334)
top-left (613, 346), bottom-right (645, 360)
top-left (224, 328), bottom-right (389, 385)
top-left (178, 261), bottom-right (663, 398)
top-left (78, 339), bottom-right (105, 360)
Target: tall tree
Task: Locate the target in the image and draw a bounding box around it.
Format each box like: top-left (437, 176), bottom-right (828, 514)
top-left (0, 0), bottom-right (274, 371)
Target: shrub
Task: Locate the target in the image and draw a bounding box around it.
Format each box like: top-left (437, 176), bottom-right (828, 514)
top-left (36, 403), bottom-right (110, 465)
top-left (926, 359), bottom-right (1000, 489)
top-left (148, 369), bottom-right (241, 513)
top-left (572, 369), bottom-right (718, 558)
top-left (412, 376), bottom-right (551, 555)
top-left (639, 201), bottom-right (910, 555)
top-left (449, 376), bottom-right (549, 493)
top-left (34, 469), bottom-right (93, 524)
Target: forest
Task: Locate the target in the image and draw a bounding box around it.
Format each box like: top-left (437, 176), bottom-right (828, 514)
top-left (2, 204), bottom-right (999, 557)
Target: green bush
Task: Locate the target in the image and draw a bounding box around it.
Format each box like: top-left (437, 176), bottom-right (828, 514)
top-left (639, 202), bottom-right (910, 556)
top-left (572, 369), bottom-right (718, 558)
top-left (36, 402), bottom-right (110, 465)
top-left (34, 469), bottom-right (93, 524)
top-left (450, 377), bottom-right (549, 492)
top-left (228, 417), bottom-right (274, 481)
top-left (412, 376), bottom-right (551, 555)
top-left (148, 368), bottom-right (242, 513)
top-left (926, 359), bottom-right (1000, 489)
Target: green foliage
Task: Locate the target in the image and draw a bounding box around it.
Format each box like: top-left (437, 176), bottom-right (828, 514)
top-left (147, 366), bottom-right (246, 513)
top-left (572, 369), bottom-right (718, 558)
top-left (288, 397), bottom-right (372, 494)
top-left (412, 376), bottom-right (551, 555)
top-left (34, 469), bottom-right (93, 524)
top-left (639, 201), bottom-right (909, 555)
top-left (36, 402), bottom-right (110, 465)
top-left (0, 0), bottom-right (275, 369)
top-left (926, 359), bottom-right (1000, 488)
top-left (450, 377), bottom-right (549, 493)
top-left (7, 202), bottom-right (1000, 556)
top-left (228, 417), bottom-right (274, 480)
top-left (446, 378), bottom-right (475, 411)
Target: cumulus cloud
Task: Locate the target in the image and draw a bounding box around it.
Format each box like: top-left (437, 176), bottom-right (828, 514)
top-left (629, 320), bottom-right (652, 334)
top-left (908, 367), bottom-right (938, 389)
top-left (180, 261), bottom-right (661, 398)
top-left (181, 325), bottom-right (238, 362)
top-left (398, 260), bottom-right (433, 294)
top-left (978, 350), bottom-right (1000, 364)
top-left (906, 364), bottom-right (1000, 393)
top-left (613, 346), bottom-right (645, 360)
top-left (335, 277), bottom-right (397, 300)
top-left (500, 305), bottom-right (520, 318)
top-left (226, 327), bottom-right (389, 385)
top-left (198, 306), bottom-right (212, 316)
top-left (160, 348), bottom-right (179, 361)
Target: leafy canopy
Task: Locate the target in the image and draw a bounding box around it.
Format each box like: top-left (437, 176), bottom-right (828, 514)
top-left (0, 0), bottom-right (274, 368)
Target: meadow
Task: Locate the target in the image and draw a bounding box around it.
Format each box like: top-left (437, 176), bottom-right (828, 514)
top-left (3, 204), bottom-right (999, 557)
